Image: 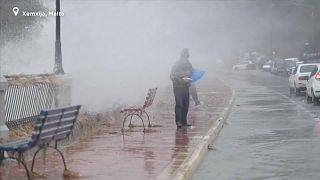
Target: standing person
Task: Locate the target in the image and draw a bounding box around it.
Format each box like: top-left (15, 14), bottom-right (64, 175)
top-left (170, 48), bottom-right (193, 128)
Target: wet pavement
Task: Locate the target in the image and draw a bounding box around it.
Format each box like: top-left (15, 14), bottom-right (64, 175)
top-left (194, 70), bottom-right (320, 180)
top-left (0, 72), bottom-right (232, 180)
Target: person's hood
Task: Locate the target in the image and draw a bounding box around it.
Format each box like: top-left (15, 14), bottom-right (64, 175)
top-left (180, 48), bottom-right (189, 59)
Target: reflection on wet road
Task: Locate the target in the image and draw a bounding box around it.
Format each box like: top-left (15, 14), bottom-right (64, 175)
top-left (0, 74), bottom-right (231, 179)
top-left (194, 71), bottom-right (320, 180)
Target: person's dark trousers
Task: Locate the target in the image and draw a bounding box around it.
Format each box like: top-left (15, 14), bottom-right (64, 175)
top-left (173, 86), bottom-right (190, 126)
top-left (190, 84), bottom-right (200, 105)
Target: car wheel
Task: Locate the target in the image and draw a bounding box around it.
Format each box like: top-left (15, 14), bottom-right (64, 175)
top-left (306, 93), bottom-right (312, 104)
top-left (312, 90), bottom-right (319, 105)
top-left (295, 87), bottom-right (300, 96)
top-left (290, 87), bottom-right (294, 94)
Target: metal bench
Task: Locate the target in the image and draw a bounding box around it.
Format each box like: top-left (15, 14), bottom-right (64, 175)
top-left (120, 88), bottom-right (157, 132)
top-left (0, 105), bottom-right (81, 180)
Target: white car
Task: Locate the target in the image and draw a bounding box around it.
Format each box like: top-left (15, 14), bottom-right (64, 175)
top-left (306, 65), bottom-right (320, 104)
top-left (232, 61), bottom-right (252, 70)
top-left (284, 58), bottom-right (299, 76)
top-left (289, 63), bottom-right (320, 96)
top-left (262, 61), bottom-right (272, 71)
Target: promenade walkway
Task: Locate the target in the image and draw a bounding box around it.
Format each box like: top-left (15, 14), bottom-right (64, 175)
top-left (0, 72), bottom-right (233, 180)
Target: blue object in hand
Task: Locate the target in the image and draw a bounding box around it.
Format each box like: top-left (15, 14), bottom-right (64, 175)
top-left (191, 68), bottom-right (205, 83)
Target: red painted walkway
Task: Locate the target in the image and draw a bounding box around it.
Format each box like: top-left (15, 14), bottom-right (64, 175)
top-left (0, 73), bottom-right (232, 180)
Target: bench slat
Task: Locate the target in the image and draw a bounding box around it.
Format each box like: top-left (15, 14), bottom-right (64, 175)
top-left (0, 105), bottom-right (81, 180)
top-left (0, 138), bottom-right (33, 151)
top-left (34, 118), bottom-right (76, 132)
top-left (32, 124), bottom-right (74, 141)
top-left (40, 105), bottom-right (81, 116)
top-left (35, 111), bottom-right (78, 125)
top-left (143, 88), bottom-right (157, 109)
top-left (37, 129), bottom-right (72, 144)
top-left (32, 105), bottom-right (80, 142)
top-left (34, 113), bottom-right (77, 128)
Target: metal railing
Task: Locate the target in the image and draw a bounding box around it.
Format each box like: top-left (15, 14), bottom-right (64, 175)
top-left (4, 74), bottom-right (58, 129)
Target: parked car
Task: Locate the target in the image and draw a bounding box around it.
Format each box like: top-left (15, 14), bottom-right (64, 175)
top-left (276, 59), bottom-right (286, 75)
top-left (284, 58), bottom-right (299, 76)
top-left (232, 61), bottom-right (254, 70)
top-left (262, 61), bottom-right (272, 71)
top-left (257, 56), bottom-right (268, 69)
top-left (270, 60), bottom-right (277, 74)
top-left (295, 61), bottom-right (304, 67)
top-left (306, 65), bottom-right (320, 105)
top-left (287, 61), bottom-right (304, 76)
top-left (271, 58), bottom-right (286, 75)
top-left (289, 63), bottom-right (320, 96)
top-left (246, 62), bottom-right (256, 70)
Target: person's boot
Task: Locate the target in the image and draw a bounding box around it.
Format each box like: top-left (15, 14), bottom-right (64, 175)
top-left (183, 123), bottom-right (192, 127)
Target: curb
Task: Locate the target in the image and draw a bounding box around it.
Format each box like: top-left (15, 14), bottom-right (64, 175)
top-left (157, 90), bottom-right (236, 180)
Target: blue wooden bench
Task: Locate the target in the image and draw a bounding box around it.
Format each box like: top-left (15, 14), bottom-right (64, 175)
top-left (120, 88), bottom-right (157, 132)
top-left (0, 105), bottom-right (81, 180)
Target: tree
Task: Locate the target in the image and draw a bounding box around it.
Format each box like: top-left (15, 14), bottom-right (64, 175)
top-left (0, 0), bottom-right (46, 48)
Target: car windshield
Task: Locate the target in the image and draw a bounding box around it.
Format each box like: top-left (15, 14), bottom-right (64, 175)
top-left (300, 65), bottom-right (317, 73)
top-left (286, 61), bottom-right (296, 68)
top-left (278, 62), bottom-right (285, 68)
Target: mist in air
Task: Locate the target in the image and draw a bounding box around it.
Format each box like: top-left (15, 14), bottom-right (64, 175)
top-left (1, 0), bottom-right (316, 111)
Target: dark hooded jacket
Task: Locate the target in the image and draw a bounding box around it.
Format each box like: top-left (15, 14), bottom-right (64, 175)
top-left (170, 49), bottom-right (193, 88)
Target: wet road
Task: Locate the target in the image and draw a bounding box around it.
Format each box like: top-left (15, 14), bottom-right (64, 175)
top-left (194, 70), bottom-right (320, 180)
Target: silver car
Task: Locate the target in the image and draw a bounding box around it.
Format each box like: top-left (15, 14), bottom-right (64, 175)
top-left (306, 64), bottom-right (320, 105)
